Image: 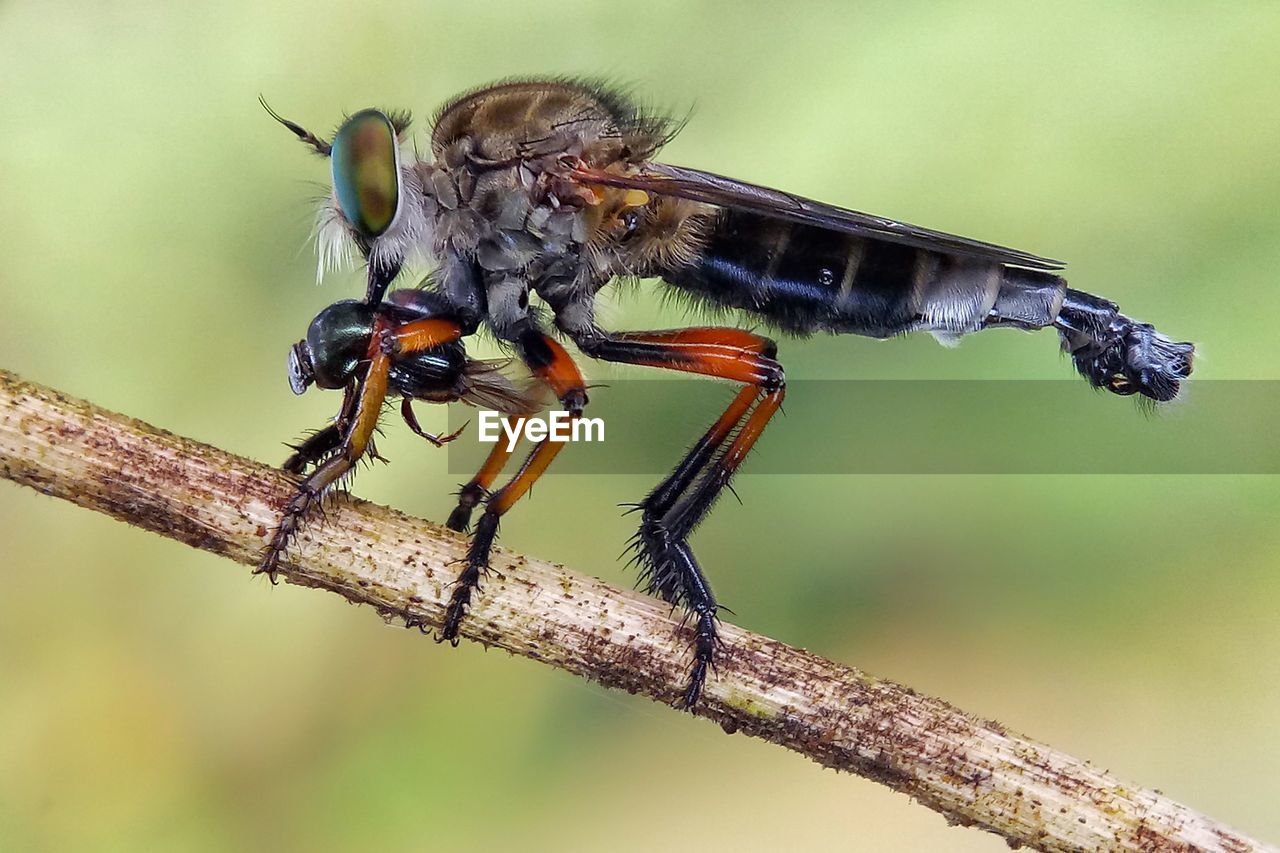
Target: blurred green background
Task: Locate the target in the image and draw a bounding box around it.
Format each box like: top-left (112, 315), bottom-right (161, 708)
top-left (2, 1), bottom-right (1278, 850)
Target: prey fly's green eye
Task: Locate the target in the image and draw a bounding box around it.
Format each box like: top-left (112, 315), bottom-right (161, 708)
top-left (331, 109), bottom-right (402, 239)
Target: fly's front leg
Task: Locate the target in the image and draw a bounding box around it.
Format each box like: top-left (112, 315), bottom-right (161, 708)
top-left (364, 257), bottom-right (401, 306)
top-left (438, 331), bottom-right (586, 644)
top-left (260, 316), bottom-right (463, 584)
top-left (259, 352), bottom-right (391, 583)
top-left (282, 424), bottom-right (342, 475)
top-left (577, 327), bottom-right (785, 708)
top-left (402, 415), bottom-right (526, 634)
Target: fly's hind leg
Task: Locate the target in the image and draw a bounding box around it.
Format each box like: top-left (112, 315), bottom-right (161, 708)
top-left (634, 385), bottom-right (768, 708)
top-left (646, 385), bottom-right (784, 708)
top-left (576, 328), bottom-right (786, 708)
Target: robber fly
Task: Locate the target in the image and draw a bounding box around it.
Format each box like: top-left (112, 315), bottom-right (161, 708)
top-left (261, 78), bottom-right (1194, 708)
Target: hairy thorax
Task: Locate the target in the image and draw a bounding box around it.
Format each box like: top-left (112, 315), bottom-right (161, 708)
top-left (416, 81), bottom-right (715, 334)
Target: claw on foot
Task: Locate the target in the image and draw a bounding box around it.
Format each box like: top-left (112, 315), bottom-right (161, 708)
top-left (681, 660), bottom-right (708, 710)
top-left (252, 561), bottom-right (281, 585)
top-left (438, 560), bottom-right (484, 644)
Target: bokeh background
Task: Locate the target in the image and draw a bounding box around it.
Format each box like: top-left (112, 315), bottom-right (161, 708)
top-left (2, 1), bottom-right (1278, 850)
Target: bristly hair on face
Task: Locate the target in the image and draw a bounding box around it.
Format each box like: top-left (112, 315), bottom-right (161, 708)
top-left (313, 202), bottom-right (357, 284)
top-left (261, 99), bottom-right (417, 283)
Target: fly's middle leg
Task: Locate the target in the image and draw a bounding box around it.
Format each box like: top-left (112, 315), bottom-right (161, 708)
top-left (445, 415), bottom-right (528, 533)
top-left (437, 331), bottom-right (586, 645)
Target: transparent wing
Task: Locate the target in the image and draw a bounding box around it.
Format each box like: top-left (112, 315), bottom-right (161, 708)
top-left (570, 161), bottom-right (1064, 271)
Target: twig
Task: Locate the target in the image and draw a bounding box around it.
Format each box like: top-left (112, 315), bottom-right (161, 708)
top-left (0, 368), bottom-right (1269, 853)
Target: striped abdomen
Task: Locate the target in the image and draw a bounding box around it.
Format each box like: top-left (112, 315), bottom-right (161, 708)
top-left (663, 208), bottom-right (1065, 339)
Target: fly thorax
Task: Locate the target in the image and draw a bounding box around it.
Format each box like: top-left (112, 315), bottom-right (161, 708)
top-left (427, 157), bottom-right (591, 284)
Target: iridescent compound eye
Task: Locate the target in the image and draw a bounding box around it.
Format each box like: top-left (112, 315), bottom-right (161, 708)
top-left (330, 109), bottom-right (402, 239)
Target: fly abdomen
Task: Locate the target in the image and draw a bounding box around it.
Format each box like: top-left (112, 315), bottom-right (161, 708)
top-left (659, 206), bottom-right (1191, 400)
top-left (663, 208), bottom-right (911, 335)
top-left (982, 266), bottom-right (1067, 332)
top-left (663, 207), bottom-right (1064, 339)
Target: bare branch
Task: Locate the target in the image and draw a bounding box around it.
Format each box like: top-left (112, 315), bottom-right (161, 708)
top-left (0, 368), bottom-right (1269, 853)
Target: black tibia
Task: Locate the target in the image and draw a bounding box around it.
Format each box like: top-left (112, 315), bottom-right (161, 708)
top-left (1053, 288), bottom-right (1194, 402)
top-left (437, 332), bottom-right (585, 644)
top-left (576, 329), bottom-right (785, 708)
top-left (630, 388), bottom-right (747, 708)
top-left (283, 384), bottom-right (359, 475)
top-left (637, 386), bottom-right (783, 708)
top-left (282, 424), bottom-right (342, 475)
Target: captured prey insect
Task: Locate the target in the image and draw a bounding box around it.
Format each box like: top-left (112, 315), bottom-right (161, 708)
top-left (264, 288), bottom-right (543, 590)
top-left (260, 78), bottom-right (1195, 708)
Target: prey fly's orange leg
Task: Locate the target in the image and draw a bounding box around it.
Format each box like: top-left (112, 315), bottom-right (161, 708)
top-left (575, 327), bottom-right (786, 707)
top-left (258, 316), bottom-right (463, 582)
top-left (437, 332), bottom-right (586, 644)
